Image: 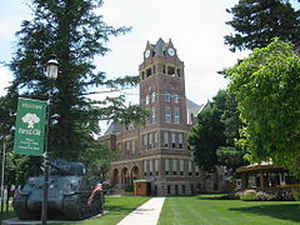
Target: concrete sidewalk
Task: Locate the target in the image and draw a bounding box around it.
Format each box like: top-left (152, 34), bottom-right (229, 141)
top-left (116, 197), bottom-right (165, 225)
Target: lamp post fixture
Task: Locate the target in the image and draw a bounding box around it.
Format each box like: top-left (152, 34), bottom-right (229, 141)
top-left (41, 58), bottom-right (58, 225)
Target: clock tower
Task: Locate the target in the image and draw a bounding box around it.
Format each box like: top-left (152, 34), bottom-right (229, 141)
top-left (139, 38), bottom-right (187, 128)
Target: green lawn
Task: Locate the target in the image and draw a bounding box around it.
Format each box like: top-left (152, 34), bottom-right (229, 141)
top-left (158, 195), bottom-right (300, 225)
top-left (54, 196), bottom-right (150, 225)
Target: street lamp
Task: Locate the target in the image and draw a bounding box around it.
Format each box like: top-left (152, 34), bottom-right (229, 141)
top-left (41, 58), bottom-right (58, 225)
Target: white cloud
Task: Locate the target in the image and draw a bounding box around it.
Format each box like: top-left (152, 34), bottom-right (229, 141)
top-left (0, 66), bottom-right (13, 96)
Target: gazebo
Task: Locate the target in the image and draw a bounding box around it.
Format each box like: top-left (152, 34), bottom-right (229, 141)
top-left (236, 162), bottom-right (299, 190)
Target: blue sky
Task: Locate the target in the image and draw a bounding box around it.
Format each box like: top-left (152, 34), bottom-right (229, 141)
top-left (1, 0), bottom-right (299, 104)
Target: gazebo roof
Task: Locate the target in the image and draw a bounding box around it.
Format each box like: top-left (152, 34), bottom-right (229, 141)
top-left (236, 162), bottom-right (287, 174)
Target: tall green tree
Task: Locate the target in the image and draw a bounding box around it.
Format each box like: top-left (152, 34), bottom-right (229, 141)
top-left (217, 91), bottom-right (248, 172)
top-left (188, 91), bottom-right (227, 172)
top-left (4, 0), bottom-right (148, 162)
top-left (188, 90), bottom-right (248, 174)
top-left (225, 0), bottom-right (300, 52)
top-left (226, 39), bottom-right (300, 177)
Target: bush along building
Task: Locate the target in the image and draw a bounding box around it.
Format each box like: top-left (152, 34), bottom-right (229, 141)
top-left (99, 38), bottom-right (227, 195)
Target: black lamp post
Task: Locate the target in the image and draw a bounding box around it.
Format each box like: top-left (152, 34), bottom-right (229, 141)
top-left (41, 58), bottom-right (58, 225)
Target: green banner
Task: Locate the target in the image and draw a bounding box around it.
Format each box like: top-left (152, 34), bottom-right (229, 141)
top-left (14, 98), bottom-right (47, 156)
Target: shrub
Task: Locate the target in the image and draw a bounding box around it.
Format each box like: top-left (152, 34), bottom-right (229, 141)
top-left (124, 185), bottom-right (134, 192)
top-left (256, 191), bottom-right (275, 201)
top-left (292, 188), bottom-right (300, 201)
top-left (241, 190), bottom-right (256, 201)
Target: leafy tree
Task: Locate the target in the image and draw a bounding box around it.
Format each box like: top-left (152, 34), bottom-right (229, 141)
top-left (225, 39), bottom-right (300, 177)
top-left (188, 90), bottom-right (248, 174)
top-left (217, 91), bottom-right (248, 172)
top-left (188, 91), bottom-right (227, 172)
top-left (79, 144), bottom-right (116, 181)
top-left (3, 0), bottom-right (148, 163)
top-left (225, 0), bottom-right (300, 52)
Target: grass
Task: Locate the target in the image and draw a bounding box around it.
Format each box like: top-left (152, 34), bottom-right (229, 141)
top-left (0, 196), bottom-right (149, 225)
top-left (53, 196), bottom-right (150, 225)
top-left (157, 194), bottom-right (300, 225)
top-left (0, 204), bottom-right (16, 224)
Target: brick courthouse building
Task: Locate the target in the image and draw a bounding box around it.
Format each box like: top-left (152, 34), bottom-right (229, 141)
top-left (100, 38), bottom-right (226, 195)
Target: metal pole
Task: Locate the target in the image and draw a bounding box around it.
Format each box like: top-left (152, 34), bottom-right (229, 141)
top-left (41, 82), bottom-right (54, 225)
top-left (0, 137), bottom-right (6, 215)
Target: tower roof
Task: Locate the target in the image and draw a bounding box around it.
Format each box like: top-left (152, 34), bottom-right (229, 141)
top-left (147, 38), bottom-right (174, 57)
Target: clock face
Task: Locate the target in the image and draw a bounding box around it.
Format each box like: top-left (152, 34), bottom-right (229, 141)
top-left (145, 50), bottom-right (151, 58)
top-left (168, 48), bottom-right (175, 56)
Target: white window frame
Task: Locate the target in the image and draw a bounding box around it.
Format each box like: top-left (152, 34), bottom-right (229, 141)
top-left (152, 107), bottom-right (156, 123)
top-left (164, 132), bottom-right (169, 147)
top-left (180, 160), bottom-right (184, 172)
top-left (165, 159), bottom-right (170, 171)
top-left (146, 95), bottom-right (150, 104)
top-left (155, 159), bottom-right (159, 172)
top-left (173, 94), bottom-right (179, 103)
top-left (174, 108), bottom-right (180, 124)
top-left (152, 92), bottom-right (156, 103)
top-left (173, 159), bottom-right (177, 172)
top-left (165, 107), bottom-right (172, 123)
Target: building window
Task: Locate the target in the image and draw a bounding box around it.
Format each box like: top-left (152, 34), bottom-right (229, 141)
top-left (146, 95), bottom-right (150, 104)
top-left (132, 140), bottom-right (135, 154)
top-left (173, 94), bottom-right (179, 103)
top-left (154, 132), bottom-right (159, 147)
top-left (143, 135), bottom-right (148, 147)
top-left (151, 107), bottom-right (156, 124)
top-left (146, 68), bottom-right (152, 77)
top-left (153, 65), bottom-right (156, 74)
top-left (178, 133), bottom-right (183, 148)
top-left (180, 160), bottom-right (184, 175)
top-left (164, 92), bottom-right (171, 102)
top-left (195, 165), bottom-right (200, 176)
top-left (165, 159), bottom-right (170, 175)
top-left (177, 68), bottom-right (181, 77)
top-left (188, 161), bottom-right (192, 176)
top-left (149, 160), bottom-right (153, 174)
top-left (126, 141), bottom-right (130, 151)
top-left (167, 66), bottom-right (175, 75)
top-left (144, 160), bottom-right (147, 174)
top-left (151, 92), bottom-right (156, 103)
top-left (149, 133), bottom-right (153, 148)
top-left (155, 159), bottom-right (159, 175)
top-left (167, 185), bottom-right (171, 194)
top-left (182, 185), bottom-right (185, 194)
top-left (171, 133), bottom-right (176, 148)
top-left (173, 159), bottom-right (177, 175)
top-left (163, 65), bottom-right (166, 74)
top-left (163, 132), bottom-right (169, 147)
top-left (175, 184), bottom-right (178, 195)
top-left (174, 108), bottom-right (180, 124)
top-left (165, 107), bottom-right (172, 123)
